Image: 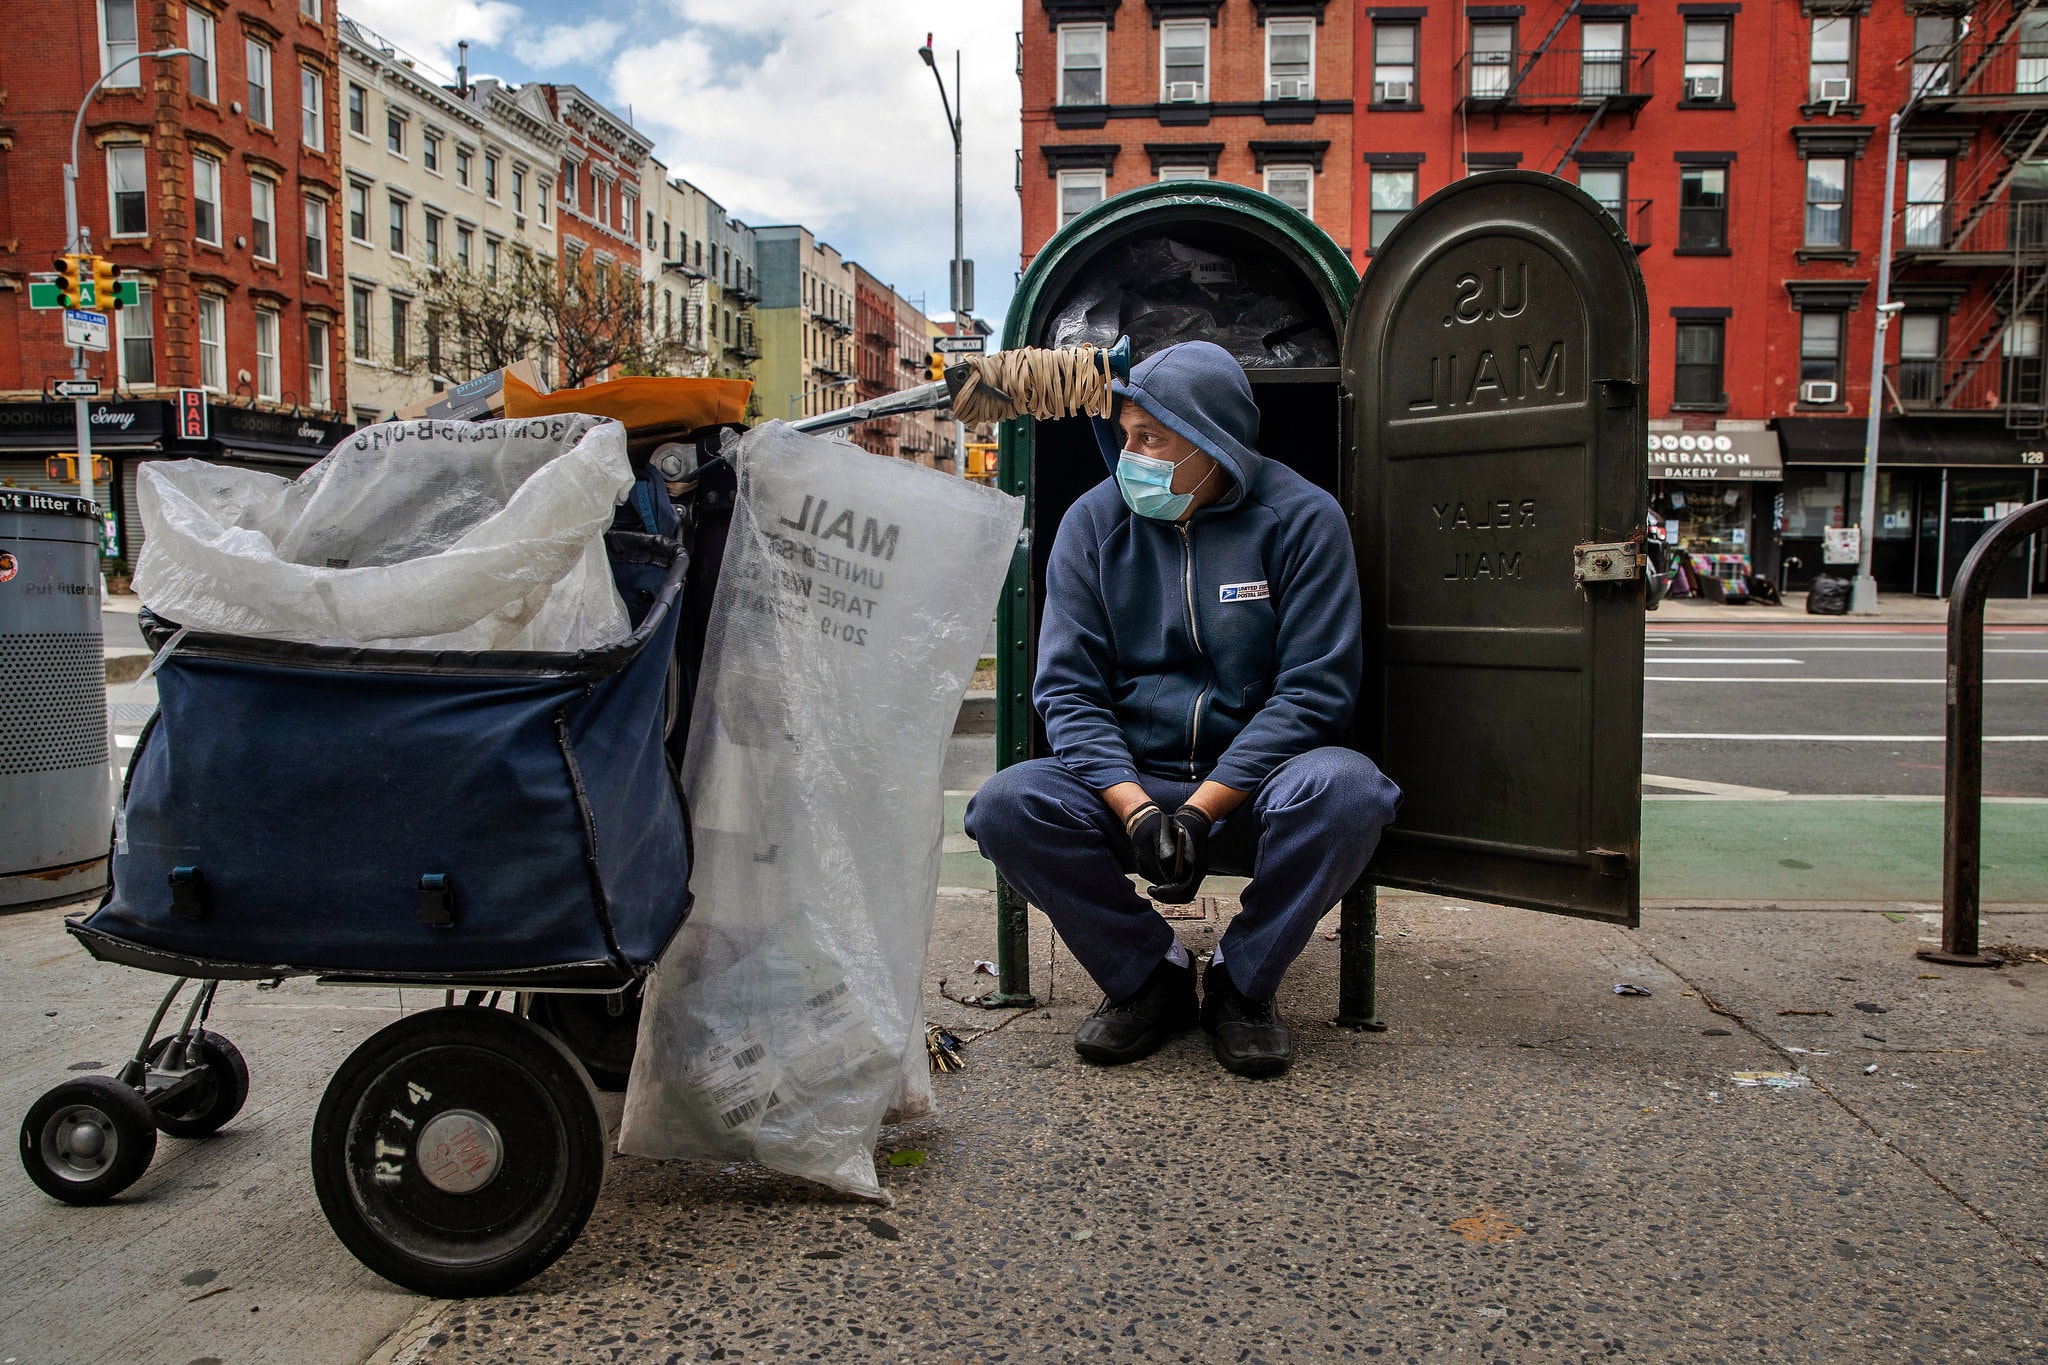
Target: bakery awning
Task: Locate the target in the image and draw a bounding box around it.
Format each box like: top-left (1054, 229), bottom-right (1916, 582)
top-left (1648, 428), bottom-right (1783, 481)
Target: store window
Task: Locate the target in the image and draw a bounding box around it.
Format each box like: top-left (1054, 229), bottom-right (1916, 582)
top-left (1057, 168), bottom-right (1105, 226)
top-left (1682, 19), bottom-right (1729, 101)
top-left (1469, 21), bottom-right (1514, 98)
top-left (1058, 24), bottom-right (1105, 105)
top-left (1804, 158), bottom-right (1847, 246)
top-left (1678, 165), bottom-right (1727, 250)
top-left (1673, 319), bottom-right (1725, 405)
top-left (1809, 17), bottom-right (1854, 102)
top-left (1373, 22), bottom-right (1417, 103)
top-left (1779, 470), bottom-right (1849, 541)
top-left (1368, 166), bottom-right (1417, 249)
top-left (1654, 484), bottom-right (1751, 555)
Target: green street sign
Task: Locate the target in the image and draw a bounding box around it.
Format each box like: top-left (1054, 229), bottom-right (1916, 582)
top-left (28, 279), bottom-right (133, 309)
top-left (29, 282), bottom-right (65, 309)
top-left (110, 280), bottom-right (138, 306)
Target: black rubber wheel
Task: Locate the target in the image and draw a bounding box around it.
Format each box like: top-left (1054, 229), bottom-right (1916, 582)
top-left (20, 1075), bottom-right (158, 1205)
top-left (310, 1006), bottom-right (608, 1296)
top-left (145, 1030), bottom-right (250, 1138)
top-left (529, 988), bottom-right (641, 1091)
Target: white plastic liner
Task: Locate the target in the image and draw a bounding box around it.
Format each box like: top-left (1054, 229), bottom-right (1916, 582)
top-left (621, 421), bottom-right (1022, 1198)
top-left (131, 414), bottom-right (634, 651)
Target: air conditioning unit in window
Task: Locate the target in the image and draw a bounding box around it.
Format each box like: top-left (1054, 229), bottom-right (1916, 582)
top-left (1801, 379), bottom-right (1840, 404)
top-left (1817, 77), bottom-right (1853, 102)
top-left (1166, 80), bottom-right (1203, 102)
top-left (1269, 78), bottom-right (1311, 100)
top-left (1379, 79), bottom-right (1413, 103)
top-left (1687, 74), bottom-right (1723, 100)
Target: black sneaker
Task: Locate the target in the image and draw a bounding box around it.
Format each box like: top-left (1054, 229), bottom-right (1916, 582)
top-left (1073, 956), bottom-right (1197, 1065)
top-left (1201, 958), bottom-right (1294, 1078)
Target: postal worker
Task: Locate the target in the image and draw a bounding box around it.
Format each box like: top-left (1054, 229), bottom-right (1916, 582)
top-left (966, 340), bottom-right (1401, 1078)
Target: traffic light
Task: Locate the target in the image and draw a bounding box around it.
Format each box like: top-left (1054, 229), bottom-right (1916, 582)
top-left (52, 254), bottom-right (85, 309)
top-left (91, 257), bottom-right (118, 309)
top-left (928, 352), bottom-right (945, 382)
top-left (44, 454), bottom-right (111, 482)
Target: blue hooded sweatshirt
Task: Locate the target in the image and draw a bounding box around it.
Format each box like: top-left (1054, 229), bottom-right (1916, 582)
top-left (1033, 340), bottom-right (1363, 792)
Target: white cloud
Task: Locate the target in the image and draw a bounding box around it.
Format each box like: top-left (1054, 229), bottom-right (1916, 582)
top-left (340, 0), bottom-right (525, 74)
top-left (608, 0), bottom-right (1023, 323)
top-left (511, 18), bottom-right (626, 66)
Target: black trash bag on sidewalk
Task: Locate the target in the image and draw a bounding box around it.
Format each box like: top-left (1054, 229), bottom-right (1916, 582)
top-left (1806, 573), bottom-right (1852, 615)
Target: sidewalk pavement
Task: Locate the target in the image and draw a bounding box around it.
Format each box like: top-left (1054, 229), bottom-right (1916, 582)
top-left (3, 892), bottom-right (2043, 1363)
top-left (1653, 595), bottom-right (2048, 626)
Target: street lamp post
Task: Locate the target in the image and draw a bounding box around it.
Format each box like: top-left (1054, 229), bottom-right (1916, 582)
top-left (918, 35), bottom-right (969, 469)
top-left (62, 47), bottom-right (196, 550)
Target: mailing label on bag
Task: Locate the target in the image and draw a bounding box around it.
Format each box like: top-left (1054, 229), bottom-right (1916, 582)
top-left (1218, 580), bottom-right (1270, 602)
top-left (682, 1027), bottom-right (780, 1131)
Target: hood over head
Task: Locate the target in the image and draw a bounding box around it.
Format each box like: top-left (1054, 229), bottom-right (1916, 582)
top-left (1090, 340), bottom-right (1260, 501)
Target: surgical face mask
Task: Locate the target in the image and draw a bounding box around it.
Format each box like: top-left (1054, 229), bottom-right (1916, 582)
top-left (1116, 448), bottom-right (1212, 522)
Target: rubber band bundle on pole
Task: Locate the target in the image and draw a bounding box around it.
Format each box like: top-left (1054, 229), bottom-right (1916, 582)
top-left (947, 343), bottom-right (1119, 426)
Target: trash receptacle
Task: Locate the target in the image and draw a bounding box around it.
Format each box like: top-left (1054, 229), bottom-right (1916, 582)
top-left (987, 173), bottom-right (1649, 1012)
top-left (0, 490), bottom-right (110, 910)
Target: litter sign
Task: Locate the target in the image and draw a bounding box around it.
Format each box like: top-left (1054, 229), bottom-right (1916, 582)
top-left (62, 309), bottom-right (109, 352)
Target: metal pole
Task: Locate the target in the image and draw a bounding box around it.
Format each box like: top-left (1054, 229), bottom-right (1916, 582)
top-left (951, 49), bottom-right (967, 472)
top-left (1335, 883), bottom-right (1386, 1030)
top-left (1852, 111), bottom-right (1904, 615)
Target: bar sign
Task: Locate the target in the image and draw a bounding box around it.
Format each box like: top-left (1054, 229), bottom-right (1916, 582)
top-left (176, 388), bottom-right (210, 440)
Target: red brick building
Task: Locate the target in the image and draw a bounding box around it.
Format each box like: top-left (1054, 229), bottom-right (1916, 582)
top-left (0, 0), bottom-right (352, 558)
top-left (1022, 1), bottom-right (1355, 268)
top-left (542, 83), bottom-right (650, 377)
top-left (851, 264), bottom-right (897, 457)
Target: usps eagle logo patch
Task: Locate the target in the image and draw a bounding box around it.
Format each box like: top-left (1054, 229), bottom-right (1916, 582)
top-left (1218, 580), bottom-right (1270, 603)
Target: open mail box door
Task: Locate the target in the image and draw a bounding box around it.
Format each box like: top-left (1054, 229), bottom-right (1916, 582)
top-left (1342, 171), bottom-right (1648, 926)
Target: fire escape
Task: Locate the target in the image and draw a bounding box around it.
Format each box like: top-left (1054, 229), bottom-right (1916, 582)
top-left (1453, 0), bottom-right (1656, 246)
top-left (1886, 0), bottom-right (2048, 433)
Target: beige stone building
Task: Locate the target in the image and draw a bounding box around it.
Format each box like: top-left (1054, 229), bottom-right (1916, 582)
top-left (338, 19), bottom-right (563, 421)
top-left (753, 225), bottom-right (854, 423)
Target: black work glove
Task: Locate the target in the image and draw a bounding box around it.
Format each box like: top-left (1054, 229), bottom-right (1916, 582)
top-left (1125, 802), bottom-right (1179, 885)
top-left (1145, 805), bottom-right (1213, 905)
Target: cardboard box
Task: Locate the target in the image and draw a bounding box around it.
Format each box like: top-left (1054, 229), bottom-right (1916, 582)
top-left (394, 359), bottom-right (548, 422)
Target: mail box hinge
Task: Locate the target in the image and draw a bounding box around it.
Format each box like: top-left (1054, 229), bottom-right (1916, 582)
top-left (1573, 541), bottom-right (1643, 584)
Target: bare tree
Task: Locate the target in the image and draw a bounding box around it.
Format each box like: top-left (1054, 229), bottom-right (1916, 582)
top-left (398, 250), bottom-right (694, 390)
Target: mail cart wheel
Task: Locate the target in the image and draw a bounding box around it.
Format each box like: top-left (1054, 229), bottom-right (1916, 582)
top-left (145, 1030), bottom-right (250, 1138)
top-left (530, 988), bottom-right (641, 1092)
top-left (310, 1006), bottom-right (608, 1296)
top-left (20, 1075), bottom-right (158, 1205)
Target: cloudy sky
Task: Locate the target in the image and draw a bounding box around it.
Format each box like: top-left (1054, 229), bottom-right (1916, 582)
top-left (343, 0), bottom-right (1025, 326)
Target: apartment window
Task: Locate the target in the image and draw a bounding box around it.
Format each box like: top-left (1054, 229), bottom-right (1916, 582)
top-left (1267, 17), bottom-right (1315, 100)
top-left (455, 147), bottom-right (472, 188)
top-left (347, 182), bottom-right (368, 242)
top-left (303, 196), bottom-right (327, 276)
top-left (246, 39), bottom-right (273, 126)
top-left (390, 297), bottom-right (409, 366)
top-left (1804, 158), bottom-right (1847, 246)
top-left (1579, 165), bottom-right (1625, 221)
top-left (197, 295), bottom-right (226, 391)
top-left (387, 195), bottom-right (406, 255)
top-left (485, 237), bottom-right (500, 284)
top-left (1373, 22), bottom-right (1418, 103)
top-left (1913, 15), bottom-right (1956, 97)
top-left (1682, 19), bottom-right (1729, 101)
top-left (301, 0), bottom-right (321, 19)
top-left (1161, 20), bottom-right (1209, 102)
top-left (1809, 18), bottom-right (1853, 103)
top-left (484, 153), bottom-right (499, 200)
top-left (513, 168), bottom-right (525, 214)
top-left (1898, 313), bottom-right (1943, 402)
top-left (1470, 21), bottom-right (1515, 98)
top-left (1057, 166), bottom-right (1106, 226)
top-left (187, 8), bottom-right (216, 100)
top-left (2020, 10), bottom-right (2048, 93)
top-left (1799, 312), bottom-right (1844, 390)
top-left (306, 321), bottom-right (330, 407)
top-left (1678, 165), bottom-right (1727, 250)
top-left (250, 177), bottom-right (276, 261)
top-left (107, 146), bottom-right (147, 236)
top-left (456, 225), bottom-right (473, 270)
top-left (1369, 167), bottom-right (1417, 249)
top-left (351, 285), bottom-right (371, 359)
top-left (347, 82), bottom-right (367, 136)
top-left (1158, 164), bottom-right (1209, 182)
top-left (1580, 20), bottom-right (1627, 97)
top-left (386, 112), bottom-right (405, 156)
top-left (423, 131), bottom-right (441, 173)
top-left (424, 212), bottom-right (442, 265)
top-left (254, 308), bottom-right (280, 401)
top-left (2003, 316), bottom-right (2043, 408)
top-left (1264, 164), bottom-right (1313, 215)
top-left (118, 285), bottom-right (154, 386)
top-left (1673, 319), bottom-right (1724, 405)
top-left (2013, 159), bottom-right (2048, 249)
top-left (1905, 158), bottom-right (1948, 248)
top-left (192, 154), bottom-right (222, 245)
top-left (100, 0), bottom-right (139, 86)
top-left (560, 160), bottom-right (576, 207)
top-left (537, 180), bottom-right (549, 224)
top-left (301, 68), bottom-right (324, 149)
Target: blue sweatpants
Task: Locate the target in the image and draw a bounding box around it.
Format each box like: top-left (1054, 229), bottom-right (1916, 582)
top-left (964, 747), bottom-right (1401, 1003)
